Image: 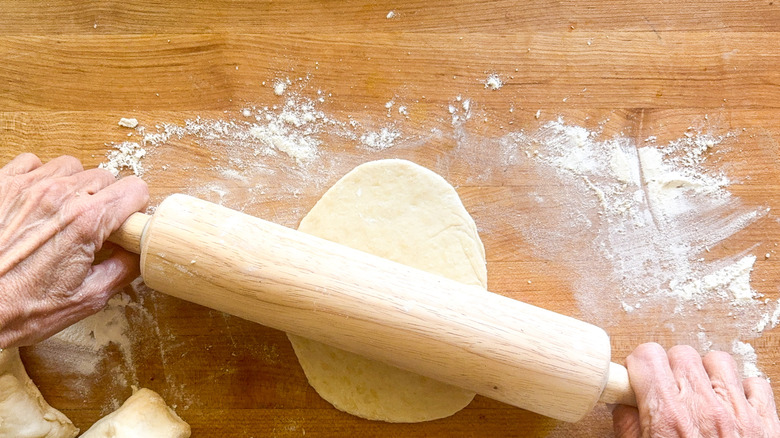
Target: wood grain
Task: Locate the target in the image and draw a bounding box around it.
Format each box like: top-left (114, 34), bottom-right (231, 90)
top-left (2, 0), bottom-right (780, 436)
top-left (1, 33), bottom-right (780, 110)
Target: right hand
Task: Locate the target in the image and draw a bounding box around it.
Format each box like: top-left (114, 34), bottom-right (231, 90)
top-left (612, 343), bottom-right (780, 437)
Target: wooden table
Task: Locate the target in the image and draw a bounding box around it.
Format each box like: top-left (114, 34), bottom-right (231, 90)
top-left (2, 1), bottom-right (779, 436)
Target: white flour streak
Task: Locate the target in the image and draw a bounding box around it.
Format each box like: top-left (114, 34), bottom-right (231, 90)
top-left (503, 119), bottom-right (769, 363)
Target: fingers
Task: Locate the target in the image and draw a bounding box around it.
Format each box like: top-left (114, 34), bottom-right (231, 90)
top-left (0, 248), bottom-right (140, 348)
top-left (87, 176), bottom-right (149, 242)
top-left (69, 167), bottom-right (117, 195)
top-left (612, 405), bottom-right (642, 438)
top-left (24, 155), bottom-right (84, 182)
top-left (744, 377), bottom-right (778, 418)
top-left (668, 345), bottom-right (716, 398)
top-left (703, 351), bottom-right (750, 415)
top-left (626, 343), bottom-right (678, 410)
top-left (71, 247), bottom-right (140, 313)
top-left (0, 153), bottom-right (42, 176)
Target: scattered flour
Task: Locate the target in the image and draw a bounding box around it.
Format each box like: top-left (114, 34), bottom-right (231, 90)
top-left (493, 118), bottom-right (772, 374)
top-left (360, 127), bottom-right (401, 150)
top-left (448, 96), bottom-right (473, 125)
top-left (248, 104), bottom-right (320, 164)
top-left (98, 80), bottom-right (776, 401)
top-left (273, 78), bottom-right (290, 96)
top-left (732, 340), bottom-right (763, 378)
top-left (38, 292), bottom-right (140, 390)
top-left (99, 141), bottom-right (146, 177)
top-left (754, 301), bottom-right (780, 333)
top-left (137, 94), bottom-right (354, 168)
top-left (485, 73), bottom-right (503, 90)
top-left (669, 255), bottom-right (756, 304)
top-left (54, 294), bottom-right (134, 357)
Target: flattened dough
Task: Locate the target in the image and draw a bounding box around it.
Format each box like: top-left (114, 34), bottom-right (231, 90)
top-left (80, 388), bottom-right (190, 438)
top-left (288, 159), bottom-right (487, 422)
top-left (0, 347), bottom-right (78, 438)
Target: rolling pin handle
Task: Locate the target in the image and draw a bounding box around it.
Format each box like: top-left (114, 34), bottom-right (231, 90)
top-left (599, 362), bottom-right (637, 407)
top-left (108, 212), bottom-right (151, 254)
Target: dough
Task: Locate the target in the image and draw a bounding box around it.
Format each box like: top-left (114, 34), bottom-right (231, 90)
top-left (80, 388), bottom-right (190, 438)
top-left (288, 159), bottom-right (488, 422)
top-left (0, 347), bottom-right (78, 438)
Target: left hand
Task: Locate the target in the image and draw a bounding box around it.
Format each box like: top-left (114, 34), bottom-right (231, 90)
top-left (0, 153), bottom-right (148, 348)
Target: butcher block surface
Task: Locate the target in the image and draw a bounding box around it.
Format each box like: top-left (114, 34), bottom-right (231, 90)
top-left (1, 1), bottom-right (780, 437)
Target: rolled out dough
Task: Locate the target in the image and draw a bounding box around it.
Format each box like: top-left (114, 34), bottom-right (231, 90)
top-left (0, 347), bottom-right (78, 438)
top-left (80, 388), bottom-right (190, 438)
top-left (288, 159), bottom-right (488, 422)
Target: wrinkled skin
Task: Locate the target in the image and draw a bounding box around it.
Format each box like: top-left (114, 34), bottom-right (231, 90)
top-left (613, 343), bottom-right (780, 437)
top-left (0, 153), bottom-right (148, 348)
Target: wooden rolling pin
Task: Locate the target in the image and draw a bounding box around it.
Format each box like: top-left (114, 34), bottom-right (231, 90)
top-left (108, 194), bottom-right (636, 423)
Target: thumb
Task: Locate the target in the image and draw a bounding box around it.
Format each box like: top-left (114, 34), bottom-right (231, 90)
top-left (73, 247), bottom-right (140, 315)
top-left (612, 405), bottom-right (642, 438)
top-left (0, 249), bottom-right (141, 348)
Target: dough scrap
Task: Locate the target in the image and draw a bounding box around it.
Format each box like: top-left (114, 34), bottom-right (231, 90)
top-left (0, 347), bottom-right (78, 438)
top-left (288, 159), bottom-right (487, 422)
top-left (80, 388), bottom-right (190, 438)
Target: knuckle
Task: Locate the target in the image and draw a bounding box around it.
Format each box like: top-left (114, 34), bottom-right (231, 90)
top-left (55, 155), bottom-right (84, 172)
top-left (123, 176), bottom-right (150, 200)
top-left (95, 167), bottom-right (116, 182)
top-left (84, 290), bottom-right (112, 314)
top-left (5, 174), bottom-right (28, 195)
top-left (658, 409), bottom-right (695, 434)
top-left (37, 178), bottom-right (70, 198)
top-left (60, 200), bottom-right (105, 244)
top-left (708, 406), bottom-right (735, 428)
top-left (628, 342), bottom-right (666, 362)
top-left (744, 376), bottom-right (771, 390)
top-left (703, 350), bottom-right (735, 365)
top-left (33, 179), bottom-right (71, 213)
top-left (668, 344), bottom-right (699, 357)
top-left (16, 152), bottom-right (42, 167)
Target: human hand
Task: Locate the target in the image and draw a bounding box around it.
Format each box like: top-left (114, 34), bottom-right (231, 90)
top-left (0, 153), bottom-right (148, 348)
top-left (613, 343), bottom-right (780, 437)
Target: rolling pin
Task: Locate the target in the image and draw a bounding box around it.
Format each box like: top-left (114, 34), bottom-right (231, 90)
top-left (108, 194), bottom-right (636, 422)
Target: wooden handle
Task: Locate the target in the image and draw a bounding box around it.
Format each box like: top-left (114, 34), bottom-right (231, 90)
top-left (109, 194), bottom-right (637, 422)
top-left (600, 362), bottom-right (637, 406)
top-left (108, 212), bottom-right (151, 253)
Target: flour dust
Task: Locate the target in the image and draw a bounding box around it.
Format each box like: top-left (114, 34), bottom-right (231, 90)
top-left (98, 77), bottom-right (776, 384)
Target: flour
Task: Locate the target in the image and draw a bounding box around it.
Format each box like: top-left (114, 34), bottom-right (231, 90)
top-left (48, 293), bottom-right (138, 376)
top-left (360, 127), bottom-right (400, 150)
top-left (732, 341), bottom-right (762, 378)
top-left (448, 96), bottom-right (473, 125)
top-left (484, 73), bottom-right (503, 90)
top-left (97, 79), bottom-right (776, 409)
top-left (139, 94), bottom-right (349, 167)
top-left (493, 118), bottom-right (773, 377)
top-left (273, 78), bottom-right (290, 96)
top-left (638, 136), bottom-right (730, 224)
top-left (669, 255), bottom-right (756, 303)
top-left (754, 301), bottom-right (780, 333)
top-left (99, 141), bottom-right (146, 177)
